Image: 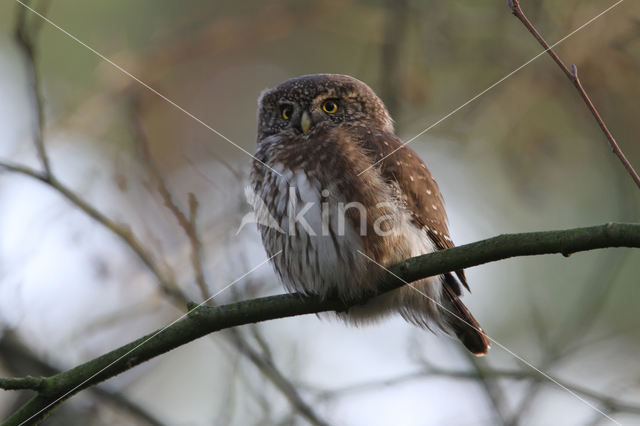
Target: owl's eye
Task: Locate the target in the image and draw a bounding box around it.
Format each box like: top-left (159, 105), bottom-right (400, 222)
top-left (281, 105), bottom-right (293, 120)
top-left (322, 100), bottom-right (339, 114)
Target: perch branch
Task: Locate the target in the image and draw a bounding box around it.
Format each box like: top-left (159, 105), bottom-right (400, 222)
top-left (2, 222), bottom-right (639, 425)
top-left (508, 0), bottom-right (640, 189)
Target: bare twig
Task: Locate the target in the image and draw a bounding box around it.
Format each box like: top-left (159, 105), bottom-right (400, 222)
top-left (226, 331), bottom-right (330, 426)
top-left (505, 249), bottom-right (631, 425)
top-left (0, 160), bottom-right (183, 304)
top-left (9, 4), bottom-right (182, 301)
top-left (0, 333), bottom-right (166, 426)
top-left (461, 350), bottom-right (509, 425)
top-left (14, 0), bottom-right (50, 178)
top-left (317, 363), bottom-right (640, 416)
top-left (508, 0), bottom-right (640, 189)
top-left (379, 0), bottom-right (409, 119)
top-left (129, 98), bottom-right (211, 302)
top-left (0, 376), bottom-right (45, 391)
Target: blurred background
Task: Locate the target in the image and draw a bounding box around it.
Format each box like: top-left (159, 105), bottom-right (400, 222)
top-left (0, 0), bottom-right (639, 425)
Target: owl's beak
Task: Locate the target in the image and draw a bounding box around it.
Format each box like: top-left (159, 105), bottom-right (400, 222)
top-left (300, 111), bottom-right (312, 135)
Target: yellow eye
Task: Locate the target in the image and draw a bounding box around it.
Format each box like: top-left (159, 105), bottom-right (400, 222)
top-left (322, 100), bottom-right (339, 114)
top-left (281, 106), bottom-right (293, 120)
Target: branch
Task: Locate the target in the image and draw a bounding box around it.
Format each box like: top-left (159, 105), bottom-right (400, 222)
top-left (14, 0), bottom-right (51, 177)
top-left (0, 376), bottom-right (45, 392)
top-left (429, 366), bottom-right (640, 416)
top-left (3, 222), bottom-right (639, 425)
top-left (508, 0), bottom-right (640, 190)
top-left (382, 222), bottom-right (639, 291)
top-left (0, 333), bottom-right (165, 426)
top-left (461, 350), bottom-right (510, 425)
top-left (505, 251), bottom-right (631, 425)
top-left (129, 98), bottom-right (210, 302)
top-left (0, 160), bottom-right (184, 304)
top-left (224, 330), bottom-right (330, 426)
top-left (316, 364), bottom-right (640, 416)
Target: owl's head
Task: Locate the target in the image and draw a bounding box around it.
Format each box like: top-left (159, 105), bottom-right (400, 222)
top-left (256, 74), bottom-right (393, 140)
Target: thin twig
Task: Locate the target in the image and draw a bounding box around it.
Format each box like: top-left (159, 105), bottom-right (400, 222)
top-left (9, 4), bottom-right (182, 302)
top-left (226, 330), bottom-right (330, 426)
top-left (0, 160), bottom-right (183, 304)
top-left (14, 0), bottom-right (51, 178)
top-left (461, 350), bottom-right (509, 425)
top-left (316, 364), bottom-right (640, 416)
top-left (0, 376), bottom-right (45, 391)
top-left (505, 249), bottom-right (631, 425)
top-left (379, 0), bottom-right (409, 120)
top-left (129, 99), bottom-right (211, 302)
top-left (0, 333), bottom-right (166, 426)
top-left (508, 0), bottom-right (640, 189)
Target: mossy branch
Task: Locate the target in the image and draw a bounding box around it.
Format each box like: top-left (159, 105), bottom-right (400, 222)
top-left (2, 222), bottom-right (639, 425)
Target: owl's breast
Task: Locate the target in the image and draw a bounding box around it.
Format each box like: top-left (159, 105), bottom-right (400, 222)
top-left (253, 157), bottom-right (377, 299)
top-left (251, 128), bottom-right (436, 300)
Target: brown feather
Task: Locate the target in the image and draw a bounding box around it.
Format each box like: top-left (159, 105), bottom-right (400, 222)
top-left (359, 132), bottom-right (470, 293)
top-left (442, 284), bottom-right (490, 355)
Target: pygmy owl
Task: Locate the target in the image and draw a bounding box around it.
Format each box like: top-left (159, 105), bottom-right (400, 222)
top-left (251, 74), bottom-right (489, 355)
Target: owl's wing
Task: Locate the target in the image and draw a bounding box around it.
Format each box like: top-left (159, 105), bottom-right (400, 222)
top-left (358, 130), bottom-right (489, 355)
top-left (361, 131), bottom-right (469, 295)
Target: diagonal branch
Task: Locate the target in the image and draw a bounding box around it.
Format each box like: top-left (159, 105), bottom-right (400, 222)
top-left (0, 333), bottom-right (166, 426)
top-left (508, 0), bottom-right (640, 189)
top-left (129, 97), bottom-right (210, 302)
top-left (2, 222), bottom-right (639, 425)
top-left (14, 0), bottom-right (51, 178)
top-left (0, 159), bottom-right (184, 304)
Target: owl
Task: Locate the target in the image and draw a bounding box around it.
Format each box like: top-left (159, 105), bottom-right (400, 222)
top-left (251, 74), bottom-right (489, 355)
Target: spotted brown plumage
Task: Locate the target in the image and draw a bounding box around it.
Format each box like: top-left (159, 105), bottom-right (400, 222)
top-left (251, 74), bottom-right (489, 355)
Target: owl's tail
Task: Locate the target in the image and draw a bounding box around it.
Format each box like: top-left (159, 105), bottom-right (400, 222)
top-left (442, 285), bottom-right (490, 356)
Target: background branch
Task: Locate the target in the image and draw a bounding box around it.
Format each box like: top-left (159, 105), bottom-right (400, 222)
top-left (508, 0), bottom-right (640, 189)
top-left (315, 363), bottom-right (640, 417)
top-left (2, 223), bottom-right (639, 425)
top-left (14, 0), bottom-right (50, 177)
top-left (0, 333), bottom-right (165, 426)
